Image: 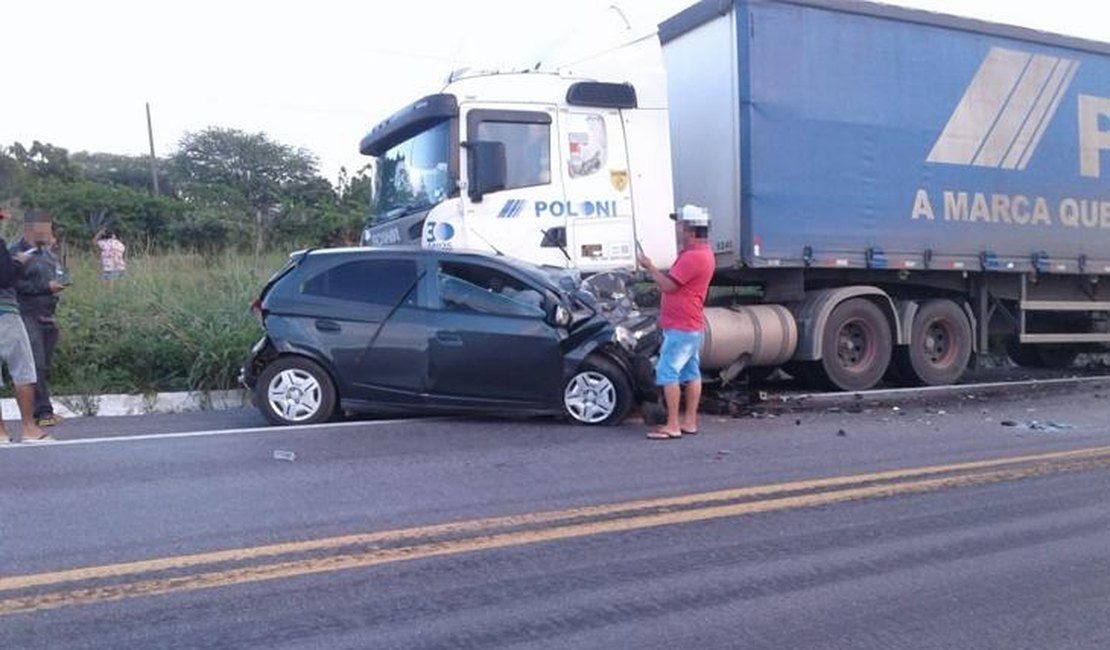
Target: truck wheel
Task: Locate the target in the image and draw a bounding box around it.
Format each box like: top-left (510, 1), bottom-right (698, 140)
top-left (256, 357), bottom-right (337, 426)
top-left (893, 300), bottom-right (972, 386)
top-left (563, 356), bottom-right (633, 426)
top-left (816, 298), bottom-right (892, 391)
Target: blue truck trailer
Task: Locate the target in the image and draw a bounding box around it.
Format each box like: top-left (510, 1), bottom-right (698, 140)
top-left (358, 0), bottom-right (1110, 391)
top-left (659, 0), bottom-right (1109, 390)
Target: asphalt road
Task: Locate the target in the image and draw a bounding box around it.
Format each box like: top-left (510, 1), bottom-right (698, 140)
top-left (2, 380), bottom-right (1110, 649)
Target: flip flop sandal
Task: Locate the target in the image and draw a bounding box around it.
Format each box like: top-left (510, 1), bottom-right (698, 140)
top-left (646, 429), bottom-right (682, 440)
top-left (681, 429), bottom-right (698, 436)
top-left (22, 434), bottom-right (55, 443)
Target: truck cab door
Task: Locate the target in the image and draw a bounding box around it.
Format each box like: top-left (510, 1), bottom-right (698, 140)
top-left (448, 105), bottom-right (569, 267)
top-left (558, 108), bottom-right (636, 273)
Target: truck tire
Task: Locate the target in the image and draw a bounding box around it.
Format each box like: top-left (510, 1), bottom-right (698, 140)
top-left (256, 356), bottom-right (338, 426)
top-left (892, 299), bottom-right (972, 386)
top-left (563, 355), bottom-right (633, 426)
top-left (815, 298), bottom-right (892, 391)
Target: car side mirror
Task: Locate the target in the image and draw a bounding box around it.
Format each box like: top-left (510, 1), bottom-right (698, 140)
top-left (463, 140), bottom-right (507, 202)
top-left (552, 301), bottom-right (577, 326)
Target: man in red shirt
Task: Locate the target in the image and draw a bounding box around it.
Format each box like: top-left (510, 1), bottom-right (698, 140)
top-left (637, 205), bottom-right (715, 439)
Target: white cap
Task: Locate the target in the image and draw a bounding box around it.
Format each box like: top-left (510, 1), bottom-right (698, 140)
top-left (670, 204), bottom-right (710, 227)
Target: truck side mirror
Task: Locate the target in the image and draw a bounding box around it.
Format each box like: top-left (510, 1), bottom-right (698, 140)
top-left (463, 140), bottom-right (507, 202)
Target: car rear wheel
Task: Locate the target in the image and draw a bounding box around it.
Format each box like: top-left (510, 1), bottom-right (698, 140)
top-left (256, 357), bottom-right (337, 426)
top-left (563, 356), bottom-right (633, 426)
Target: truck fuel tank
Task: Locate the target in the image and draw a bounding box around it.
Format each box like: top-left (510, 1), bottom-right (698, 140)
top-left (701, 305), bottom-right (798, 372)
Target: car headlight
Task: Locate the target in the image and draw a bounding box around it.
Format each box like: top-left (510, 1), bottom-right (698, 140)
top-left (615, 325), bottom-right (638, 351)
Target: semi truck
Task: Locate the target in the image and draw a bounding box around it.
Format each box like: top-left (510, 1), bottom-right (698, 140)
top-left (358, 0), bottom-right (1110, 392)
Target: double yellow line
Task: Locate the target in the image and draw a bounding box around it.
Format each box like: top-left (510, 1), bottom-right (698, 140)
top-left (4, 444), bottom-right (1110, 616)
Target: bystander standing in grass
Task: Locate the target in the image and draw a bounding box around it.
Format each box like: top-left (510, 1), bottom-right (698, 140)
top-left (10, 211), bottom-right (66, 428)
top-left (0, 209), bottom-right (50, 442)
top-left (93, 227), bottom-right (126, 281)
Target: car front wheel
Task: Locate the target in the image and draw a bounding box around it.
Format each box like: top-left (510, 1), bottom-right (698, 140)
top-left (256, 357), bottom-right (337, 426)
top-left (563, 355), bottom-right (633, 426)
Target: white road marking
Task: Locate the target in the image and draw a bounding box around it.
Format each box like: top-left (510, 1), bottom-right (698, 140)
top-left (0, 417), bottom-right (446, 450)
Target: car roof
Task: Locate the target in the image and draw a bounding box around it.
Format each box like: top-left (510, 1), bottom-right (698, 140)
top-left (299, 246), bottom-right (564, 292)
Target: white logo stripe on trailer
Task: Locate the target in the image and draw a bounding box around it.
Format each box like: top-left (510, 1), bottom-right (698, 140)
top-left (975, 54), bottom-right (1058, 168)
top-left (927, 47), bottom-right (1079, 170)
top-left (1016, 59), bottom-right (1079, 170)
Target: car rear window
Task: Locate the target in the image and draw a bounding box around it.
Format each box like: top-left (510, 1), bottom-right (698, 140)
top-left (301, 258), bottom-right (418, 306)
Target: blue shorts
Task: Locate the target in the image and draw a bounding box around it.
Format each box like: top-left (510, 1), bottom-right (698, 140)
top-left (655, 329), bottom-right (704, 386)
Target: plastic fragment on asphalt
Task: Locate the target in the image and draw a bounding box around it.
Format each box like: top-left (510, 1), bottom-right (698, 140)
top-left (272, 450), bottom-right (297, 462)
top-left (1028, 420), bottom-right (1073, 432)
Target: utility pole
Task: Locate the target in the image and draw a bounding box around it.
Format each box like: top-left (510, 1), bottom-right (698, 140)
top-left (146, 102), bottom-right (160, 196)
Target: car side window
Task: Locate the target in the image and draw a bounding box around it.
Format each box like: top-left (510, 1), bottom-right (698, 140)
top-left (302, 258), bottom-right (418, 306)
top-left (437, 263), bottom-right (545, 318)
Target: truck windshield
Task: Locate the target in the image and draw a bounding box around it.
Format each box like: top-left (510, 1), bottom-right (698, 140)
top-left (370, 120), bottom-right (452, 224)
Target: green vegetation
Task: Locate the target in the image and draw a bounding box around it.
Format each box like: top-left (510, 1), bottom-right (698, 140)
top-left (1, 128), bottom-right (366, 398)
top-left (1, 131), bottom-right (372, 255)
top-left (43, 251), bottom-right (285, 397)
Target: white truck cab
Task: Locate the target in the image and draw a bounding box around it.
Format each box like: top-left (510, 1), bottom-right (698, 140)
top-left (359, 32), bottom-right (677, 273)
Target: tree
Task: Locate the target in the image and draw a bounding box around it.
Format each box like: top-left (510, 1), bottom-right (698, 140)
top-left (19, 176), bottom-right (182, 251)
top-left (9, 141), bottom-right (79, 181)
top-left (71, 151), bottom-right (173, 195)
top-left (0, 148), bottom-right (27, 200)
top-left (172, 128), bottom-right (324, 253)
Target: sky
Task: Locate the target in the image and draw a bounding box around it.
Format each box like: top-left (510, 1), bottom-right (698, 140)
top-left (3, 0), bottom-right (1107, 186)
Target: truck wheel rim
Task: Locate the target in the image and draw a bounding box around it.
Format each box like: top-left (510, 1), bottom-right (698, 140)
top-left (837, 320), bottom-right (875, 370)
top-left (565, 371), bottom-right (617, 424)
top-left (267, 369), bottom-right (322, 422)
top-left (923, 319), bottom-right (955, 366)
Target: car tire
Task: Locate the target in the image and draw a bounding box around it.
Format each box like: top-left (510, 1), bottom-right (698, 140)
top-left (563, 355), bottom-right (633, 426)
top-left (256, 356), bottom-right (338, 426)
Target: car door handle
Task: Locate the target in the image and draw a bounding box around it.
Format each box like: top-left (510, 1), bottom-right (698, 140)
top-left (315, 320), bottom-right (341, 332)
top-left (435, 332), bottom-right (463, 347)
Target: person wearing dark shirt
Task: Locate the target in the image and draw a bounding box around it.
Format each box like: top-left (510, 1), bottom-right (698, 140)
top-left (10, 211), bottom-right (66, 428)
top-left (0, 209), bottom-right (49, 442)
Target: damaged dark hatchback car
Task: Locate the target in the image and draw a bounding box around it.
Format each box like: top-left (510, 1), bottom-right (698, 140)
top-left (240, 247), bottom-right (659, 426)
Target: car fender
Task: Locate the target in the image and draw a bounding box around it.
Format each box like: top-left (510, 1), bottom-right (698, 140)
top-left (562, 337), bottom-right (652, 402)
top-left (262, 336), bottom-right (346, 394)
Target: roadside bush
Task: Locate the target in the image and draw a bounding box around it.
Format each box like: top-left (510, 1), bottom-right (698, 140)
top-left (41, 251), bottom-right (285, 397)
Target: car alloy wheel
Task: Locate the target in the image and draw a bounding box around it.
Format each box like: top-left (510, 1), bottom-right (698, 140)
top-left (562, 355), bottom-right (633, 426)
top-left (564, 371), bottom-right (618, 424)
top-left (256, 357), bottom-right (337, 425)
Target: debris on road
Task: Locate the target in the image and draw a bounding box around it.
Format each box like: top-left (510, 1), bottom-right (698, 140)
top-left (999, 420), bottom-right (1074, 432)
top-left (272, 450), bottom-right (297, 462)
top-left (1028, 421), bottom-right (1074, 432)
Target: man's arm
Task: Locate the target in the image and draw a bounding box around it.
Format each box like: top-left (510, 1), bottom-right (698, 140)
top-left (11, 245), bottom-right (55, 296)
top-left (637, 253), bottom-right (681, 294)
